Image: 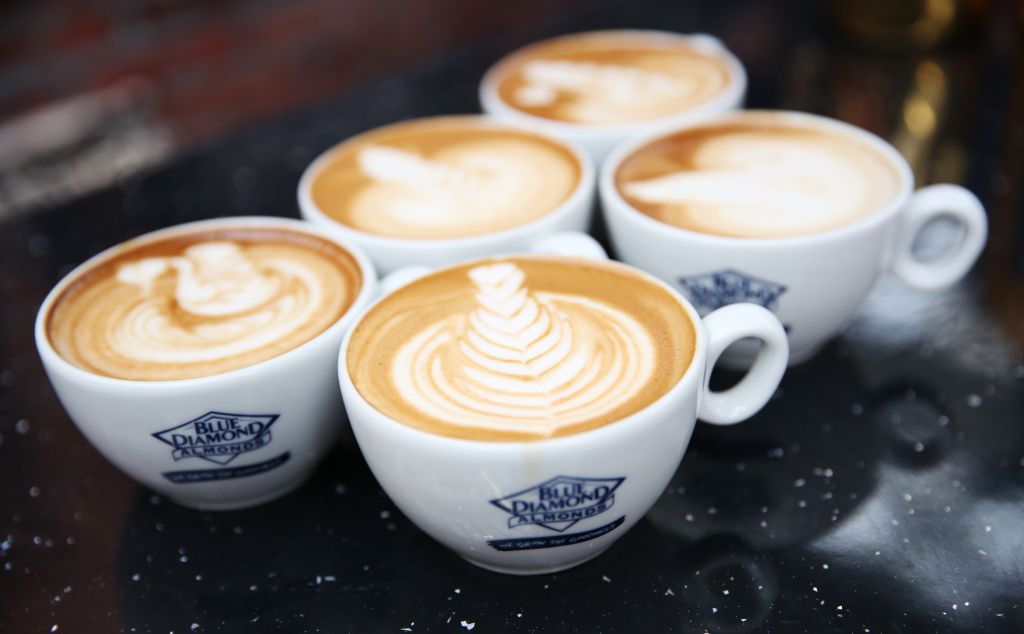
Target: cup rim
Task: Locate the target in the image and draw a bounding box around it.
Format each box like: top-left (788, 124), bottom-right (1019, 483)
top-left (339, 253), bottom-right (709, 451)
top-left (478, 29), bottom-right (748, 138)
top-left (297, 114), bottom-right (596, 250)
top-left (34, 215), bottom-right (378, 390)
top-left (599, 108), bottom-right (917, 247)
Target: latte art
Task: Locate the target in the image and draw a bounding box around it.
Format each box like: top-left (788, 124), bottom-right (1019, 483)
top-left (348, 256), bottom-right (694, 441)
top-left (48, 229), bottom-right (362, 381)
top-left (394, 263), bottom-right (655, 437)
top-left (493, 34), bottom-right (733, 124)
top-left (616, 116), bottom-right (903, 238)
top-left (309, 118), bottom-right (580, 239)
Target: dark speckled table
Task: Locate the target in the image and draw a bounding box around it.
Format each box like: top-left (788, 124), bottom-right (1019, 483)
top-left (3, 0), bottom-right (1024, 632)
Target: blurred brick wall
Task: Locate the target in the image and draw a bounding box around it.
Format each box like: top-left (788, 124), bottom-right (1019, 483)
top-left (0, 0), bottom-right (581, 146)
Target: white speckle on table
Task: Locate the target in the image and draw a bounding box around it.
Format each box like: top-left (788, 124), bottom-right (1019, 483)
top-left (15, 419), bottom-right (30, 434)
top-left (902, 493), bottom-right (913, 502)
top-left (711, 607), bottom-right (718, 614)
top-left (190, 624), bottom-right (199, 631)
top-left (131, 574), bottom-right (140, 582)
top-left (978, 549), bottom-right (988, 556)
top-left (722, 589), bottom-right (730, 596)
top-left (50, 626), bottom-right (58, 632)
top-left (684, 513), bottom-right (694, 522)
top-left (664, 588), bottom-right (674, 596)
top-left (707, 507), bottom-right (717, 515)
top-left (249, 584), bottom-right (258, 591)
top-left (822, 564), bottom-right (829, 570)
top-left (460, 620), bottom-right (475, 630)
top-left (794, 478), bottom-right (806, 488)
top-left (380, 510), bottom-right (391, 519)
top-left (984, 525), bottom-right (992, 533)
top-left (966, 394), bottom-right (983, 408)
top-left (516, 613), bottom-right (522, 618)
top-left (601, 575), bottom-right (611, 583)
top-left (324, 575), bottom-right (336, 582)
top-left (454, 588), bottom-right (461, 594)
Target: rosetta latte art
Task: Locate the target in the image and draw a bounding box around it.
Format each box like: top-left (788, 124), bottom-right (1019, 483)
top-left (391, 262), bottom-right (656, 439)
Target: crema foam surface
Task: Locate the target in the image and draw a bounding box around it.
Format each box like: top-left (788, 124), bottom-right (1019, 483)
top-left (494, 33), bottom-right (733, 124)
top-left (48, 228), bottom-right (362, 381)
top-left (310, 119), bottom-right (580, 239)
top-left (348, 256), bottom-right (694, 441)
top-left (616, 115), bottom-right (903, 238)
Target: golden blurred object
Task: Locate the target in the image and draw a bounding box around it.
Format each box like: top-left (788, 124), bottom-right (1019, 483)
top-left (832, 0), bottom-right (990, 51)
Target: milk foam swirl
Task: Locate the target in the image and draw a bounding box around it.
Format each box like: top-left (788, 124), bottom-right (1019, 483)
top-left (309, 122), bottom-right (580, 240)
top-left (49, 236), bottom-right (359, 381)
top-left (619, 127), bottom-right (901, 238)
top-left (512, 58), bottom-right (724, 124)
top-left (390, 263), bottom-right (656, 439)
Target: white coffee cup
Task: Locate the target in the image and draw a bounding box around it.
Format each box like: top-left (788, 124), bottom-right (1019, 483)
top-left (479, 30), bottom-right (747, 165)
top-left (600, 110), bottom-right (989, 364)
top-left (339, 253), bottom-right (788, 575)
top-left (35, 216), bottom-right (377, 510)
top-left (298, 115), bottom-right (597, 275)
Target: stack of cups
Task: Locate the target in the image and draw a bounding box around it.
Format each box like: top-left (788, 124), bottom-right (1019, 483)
top-left (36, 29), bottom-right (987, 575)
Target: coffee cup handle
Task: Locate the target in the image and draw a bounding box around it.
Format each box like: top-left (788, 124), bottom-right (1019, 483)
top-left (890, 184), bottom-right (988, 290)
top-left (698, 304), bottom-right (789, 425)
top-left (528, 231), bottom-right (608, 260)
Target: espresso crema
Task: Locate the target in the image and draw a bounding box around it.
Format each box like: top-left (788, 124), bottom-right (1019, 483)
top-left (491, 32), bottom-right (734, 125)
top-left (48, 227), bottom-right (362, 381)
top-left (616, 114), bottom-right (904, 238)
top-left (309, 118), bottom-right (581, 239)
top-left (348, 256), bottom-right (694, 441)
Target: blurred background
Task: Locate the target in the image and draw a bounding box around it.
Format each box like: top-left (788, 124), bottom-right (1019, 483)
top-left (0, 0), bottom-right (1017, 215)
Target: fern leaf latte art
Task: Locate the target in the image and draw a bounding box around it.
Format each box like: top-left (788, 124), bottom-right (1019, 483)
top-left (348, 256), bottom-right (694, 441)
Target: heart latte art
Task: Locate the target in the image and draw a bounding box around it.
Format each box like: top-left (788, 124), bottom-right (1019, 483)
top-left (309, 118), bottom-right (580, 239)
top-left (47, 228), bottom-right (362, 381)
top-left (616, 115), bottom-right (904, 238)
top-left (492, 32), bottom-right (734, 124)
top-left (348, 257), bottom-right (694, 441)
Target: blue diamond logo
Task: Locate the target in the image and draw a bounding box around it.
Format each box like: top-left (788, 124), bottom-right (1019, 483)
top-left (152, 411), bottom-right (279, 466)
top-left (490, 475), bottom-right (625, 533)
top-left (678, 269), bottom-right (787, 314)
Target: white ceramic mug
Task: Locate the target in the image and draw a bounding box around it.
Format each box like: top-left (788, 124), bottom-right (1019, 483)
top-left (600, 110), bottom-right (989, 364)
top-left (298, 115), bottom-right (597, 275)
top-left (35, 216), bottom-right (378, 510)
top-left (339, 254), bottom-right (788, 575)
top-left (479, 30), bottom-right (747, 165)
